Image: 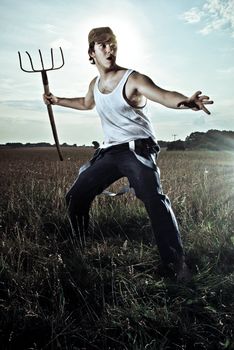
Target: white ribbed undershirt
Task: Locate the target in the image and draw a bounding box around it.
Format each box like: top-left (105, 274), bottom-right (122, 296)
top-left (93, 69), bottom-right (157, 148)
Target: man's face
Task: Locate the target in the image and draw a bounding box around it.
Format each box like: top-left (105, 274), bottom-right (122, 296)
top-left (91, 39), bottom-right (117, 68)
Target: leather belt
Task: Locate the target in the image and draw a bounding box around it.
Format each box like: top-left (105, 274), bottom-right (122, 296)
top-left (103, 137), bottom-right (159, 153)
top-left (78, 138), bottom-right (159, 176)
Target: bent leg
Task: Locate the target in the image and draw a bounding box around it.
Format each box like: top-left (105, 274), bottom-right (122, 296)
top-left (66, 153), bottom-right (122, 239)
top-left (120, 151), bottom-right (184, 265)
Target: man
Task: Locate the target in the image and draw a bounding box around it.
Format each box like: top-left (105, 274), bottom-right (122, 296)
top-left (44, 27), bottom-right (213, 281)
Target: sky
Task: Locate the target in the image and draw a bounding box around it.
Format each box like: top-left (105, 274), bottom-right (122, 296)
top-left (0, 0), bottom-right (233, 145)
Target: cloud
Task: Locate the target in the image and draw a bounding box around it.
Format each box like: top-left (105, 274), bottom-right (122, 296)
top-left (50, 38), bottom-right (73, 50)
top-left (44, 24), bottom-right (58, 34)
top-left (217, 66), bottom-right (234, 74)
top-left (180, 7), bottom-right (203, 23)
top-left (181, 0), bottom-right (234, 37)
top-left (0, 99), bottom-right (44, 111)
top-left (199, 18), bottom-right (227, 35)
top-left (0, 99), bottom-right (69, 116)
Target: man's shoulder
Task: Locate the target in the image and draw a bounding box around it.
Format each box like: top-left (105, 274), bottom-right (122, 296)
top-left (90, 76), bottom-right (98, 85)
top-left (128, 70), bottom-right (148, 85)
top-left (129, 70), bottom-right (146, 80)
top-left (127, 71), bottom-right (156, 93)
top-left (89, 76), bottom-right (98, 90)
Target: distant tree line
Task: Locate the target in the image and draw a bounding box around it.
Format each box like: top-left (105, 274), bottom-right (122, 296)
top-left (184, 130), bottom-right (234, 151)
top-left (0, 142), bottom-right (80, 148)
top-left (158, 129), bottom-right (234, 151)
top-left (1, 130), bottom-right (233, 151)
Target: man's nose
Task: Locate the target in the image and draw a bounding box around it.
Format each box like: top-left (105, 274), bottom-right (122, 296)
top-left (105, 44), bottom-right (113, 53)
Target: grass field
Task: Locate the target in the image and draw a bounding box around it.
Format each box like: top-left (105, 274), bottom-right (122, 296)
top-left (0, 147), bottom-right (234, 350)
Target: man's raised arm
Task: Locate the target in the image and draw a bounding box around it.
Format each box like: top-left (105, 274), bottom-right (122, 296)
top-left (134, 73), bottom-right (213, 115)
top-left (43, 78), bottom-right (96, 111)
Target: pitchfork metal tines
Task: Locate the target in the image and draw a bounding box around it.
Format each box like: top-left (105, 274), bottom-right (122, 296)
top-left (18, 47), bottom-right (64, 73)
top-left (18, 48), bottom-right (65, 161)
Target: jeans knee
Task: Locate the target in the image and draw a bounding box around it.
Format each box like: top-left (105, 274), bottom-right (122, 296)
top-left (138, 191), bottom-right (167, 204)
top-left (65, 188), bottom-right (82, 209)
top-left (65, 186), bottom-right (93, 215)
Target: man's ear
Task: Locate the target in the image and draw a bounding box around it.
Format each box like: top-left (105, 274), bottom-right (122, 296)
top-left (90, 50), bottom-right (96, 59)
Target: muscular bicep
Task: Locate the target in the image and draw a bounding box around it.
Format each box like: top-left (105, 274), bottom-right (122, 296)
top-left (130, 72), bottom-right (189, 110)
top-left (84, 78), bottom-right (96, 109)
top-left (135, 74), bottom-right (169, 105)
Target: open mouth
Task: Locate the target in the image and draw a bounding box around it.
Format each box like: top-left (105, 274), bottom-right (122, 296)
top-left (106, 55), bottom-right (114, 61)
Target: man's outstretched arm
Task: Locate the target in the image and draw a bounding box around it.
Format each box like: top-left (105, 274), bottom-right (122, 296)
top-left (134, 73), bottom-right (214, 115)
top-left (43, 78), bottom-right (96, 110)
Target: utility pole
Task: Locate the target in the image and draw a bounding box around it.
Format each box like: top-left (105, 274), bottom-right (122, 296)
top-left (172, 134), bottom-right (177, 141)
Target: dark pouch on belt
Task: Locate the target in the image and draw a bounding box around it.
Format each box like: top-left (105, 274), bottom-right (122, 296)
top-left (135, 138), bottom-right (160, 157)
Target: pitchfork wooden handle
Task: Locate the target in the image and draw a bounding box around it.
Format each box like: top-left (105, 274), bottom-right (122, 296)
top-left (18, 48), bottom-right (65, 161)
top-left (41, 71), bottom-right (63, 161)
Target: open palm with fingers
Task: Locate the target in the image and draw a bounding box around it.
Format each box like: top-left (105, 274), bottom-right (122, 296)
top-left (177, 91), bottom-right (214, 115)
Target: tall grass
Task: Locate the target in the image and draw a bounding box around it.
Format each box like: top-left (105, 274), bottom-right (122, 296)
top-left (0, 147), bottom-right (234, 349)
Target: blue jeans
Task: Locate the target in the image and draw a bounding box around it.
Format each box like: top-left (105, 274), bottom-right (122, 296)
top-left (66, 146), bottom-right (184, 264)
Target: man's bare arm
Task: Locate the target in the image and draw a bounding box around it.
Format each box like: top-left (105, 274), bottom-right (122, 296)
top-left (134, 73), bottom-right (213, 115)
top-left (43, 78), bottom-right (96, 110)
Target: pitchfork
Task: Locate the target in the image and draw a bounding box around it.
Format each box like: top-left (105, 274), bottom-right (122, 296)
top-left (18, 48), bottom-right (65, 161)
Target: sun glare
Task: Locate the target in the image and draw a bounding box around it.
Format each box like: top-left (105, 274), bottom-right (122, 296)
top-left (79, 16), bottom-right (148, 69)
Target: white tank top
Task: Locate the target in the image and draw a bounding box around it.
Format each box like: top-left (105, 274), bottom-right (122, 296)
top-left (93, 69), bottom-right (157, 148)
